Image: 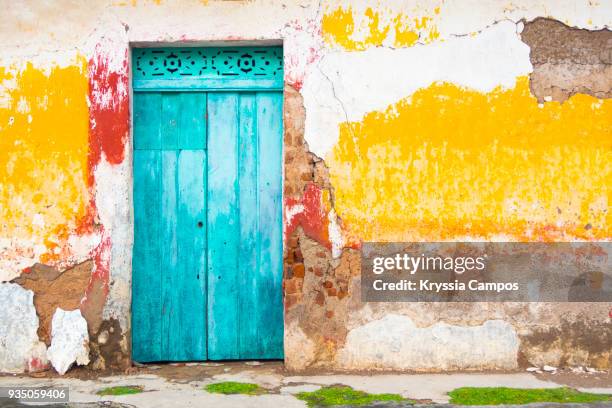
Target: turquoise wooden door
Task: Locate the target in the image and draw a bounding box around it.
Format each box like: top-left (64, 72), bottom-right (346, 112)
top-left (132, 47), bottom-right (284, 362)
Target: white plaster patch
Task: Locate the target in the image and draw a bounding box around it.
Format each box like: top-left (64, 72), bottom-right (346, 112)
top-left (337, 314), bottom-right (519, 371)
top-left (32, 213), bottom-right (45, 229)
top-left (0, 233), bottom-right (101, 282)
top-left (67, 233), bottom-right (102, 261)
top-left (0, 283), bottom-right (47, 373)
top-left (47, 308), bottom-right (90, 375)
top-left (327, 208), bottom-right (344, 259)
top-left (302, 21), bottom-right (532, 157)
top-left (281, 18), bottom-right (324, 87)
top-left (95, 148), bottom-right (132, 332)
top-left (284, 321), bottom-right (317, 371)
top-left (0, 238), bottom-right (38, 282)
top-left (27, 341), bottom-right (50, 372)
top-left (436, 0), bottom-right (612, 34)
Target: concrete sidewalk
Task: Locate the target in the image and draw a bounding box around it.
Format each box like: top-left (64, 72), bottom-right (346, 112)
top-left (0, 362), bottom-right (610, 407)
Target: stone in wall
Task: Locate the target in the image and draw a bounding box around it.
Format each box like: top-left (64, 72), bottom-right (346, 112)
top-left (0, 283), bottom-right (48, 373)
top-left (47, 308), bottom-right (90, 375)
top-left (284, 231), bottom-right (360, 370)
top-left (89, 318), bottom-right (131, 371)
top-left (521, 18), bottom-right (612, 102)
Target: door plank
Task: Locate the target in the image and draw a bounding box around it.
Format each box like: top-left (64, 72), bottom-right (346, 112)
top-left (160, 150), bottom-right (179, 358)
top-left (161, 94), bottom-right (180, 150)
top-left (179, 93), bottom-right (207, 150)
top-left (134, 93), bottom-right (162, 150)
top-left (255, 92), bottom-right (284, 358)
top-left (206, 92), bottom-right (240, 360)
top-left (132, 149), bottom-right (163, 361)
top-left (236, 93), bottom-right (260, 358)
top-left (168, 149), bottom-right (207, 360)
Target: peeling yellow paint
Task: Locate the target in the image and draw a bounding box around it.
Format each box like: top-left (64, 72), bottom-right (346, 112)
top-left (321, 6), bottom-right (360, 50)
top-left (321, 5), bottom-right (440, 50)
top-left (328, 77), bottom-right (611, 242)
top-left (363, 8), bottom-right (390, 47)
top-left (0, 60), bottom-right (90, 260)
top-left (393, 15), bottom-right (420, 47)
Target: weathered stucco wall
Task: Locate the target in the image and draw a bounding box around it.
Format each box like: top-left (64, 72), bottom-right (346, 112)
top-left (0, 0), bottom-right (610, 374)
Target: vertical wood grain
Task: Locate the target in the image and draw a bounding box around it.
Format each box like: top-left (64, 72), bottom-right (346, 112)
top-left (255, 92), bottom-right (284, 358)
top-left (133, 93), bottom-right (162, 150)
top-left (132, 149), bottom-right (163, 361)
top-left (237, 93), bottom-right (260, 358)
top-left (206, 92), bottom-right (240, 360)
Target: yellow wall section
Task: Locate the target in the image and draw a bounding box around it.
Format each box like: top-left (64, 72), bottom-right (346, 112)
top-left (321, 5), bottom-right (439, 50)
top-left (328, 77), bottom-right (611, 242)
top-left (0, 61), bottom-right (90, 261)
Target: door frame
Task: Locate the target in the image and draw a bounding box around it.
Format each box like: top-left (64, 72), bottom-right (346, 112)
top-left (129, 44), bottom-right (286, 362)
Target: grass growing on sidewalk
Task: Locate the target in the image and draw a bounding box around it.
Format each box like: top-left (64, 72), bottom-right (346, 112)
top-left (296, 385), bottom-right (408, 407)
top-left (204, 381), bottom-right (265, 395)
top-left (96, 385), bottom-right (144, 396)
top-left (448, 387), bottom-right (612, 405)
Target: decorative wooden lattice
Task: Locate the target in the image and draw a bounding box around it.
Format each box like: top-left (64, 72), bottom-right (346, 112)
top-left (133, 47), bottom-right (283, 80)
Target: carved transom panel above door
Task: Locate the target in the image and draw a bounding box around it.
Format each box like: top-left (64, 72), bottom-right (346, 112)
top-left (133, 47), bottom-right (283, 80)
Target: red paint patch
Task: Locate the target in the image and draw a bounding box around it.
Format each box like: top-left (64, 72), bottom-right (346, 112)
top-left (75, 205), bottom-right (98, 235)
top-left (292, 79), bottom-right (303, 91)
top-left (90, 234), bottom-right (111, 295)
top-left (27, 357), bottom-right (49, 372)
top-left (87, 45), bottom-right (130, 186)
top-left (81, 232), bottom-right (111, 318)
top-left (80, 42), bottom-right (130, 250)
top-left (80, 233), bottom-right (111, 334)
top-left (285, 183), bottom-right (331, 248)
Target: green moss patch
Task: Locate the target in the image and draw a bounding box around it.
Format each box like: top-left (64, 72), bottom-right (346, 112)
top-left (204, 381), bottom-right (265, 395)
top-left (296, 385), bottom-right (408, 407)
top-left (96, 385), bottom-right (144, 396)
top-left (448, 387), bottom-right (612, 405)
